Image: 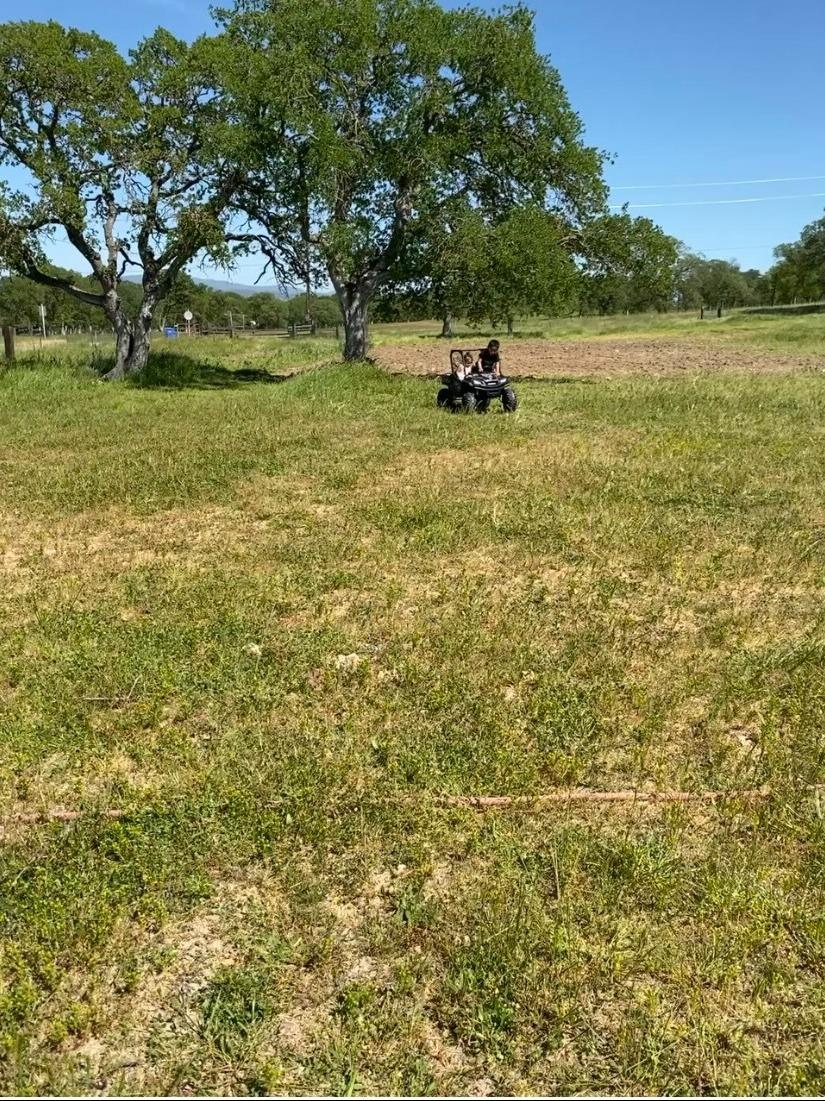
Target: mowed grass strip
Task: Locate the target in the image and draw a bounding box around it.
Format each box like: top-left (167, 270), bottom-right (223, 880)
top-left (1, 347), bottom-right (825, 1095)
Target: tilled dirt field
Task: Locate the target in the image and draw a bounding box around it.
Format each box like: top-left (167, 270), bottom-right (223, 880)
top-left (375, 338), bottom-right (825, 379)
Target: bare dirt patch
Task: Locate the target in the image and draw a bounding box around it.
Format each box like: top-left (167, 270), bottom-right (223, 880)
top-left (376, 338), bottom-right (825, 379)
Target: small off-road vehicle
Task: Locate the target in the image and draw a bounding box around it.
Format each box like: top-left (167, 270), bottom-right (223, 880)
top-left (437, 349), bottom-right (519, 414)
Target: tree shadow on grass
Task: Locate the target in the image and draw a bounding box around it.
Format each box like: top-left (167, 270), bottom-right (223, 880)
top-left (93, 352), bottom-right (296, 390)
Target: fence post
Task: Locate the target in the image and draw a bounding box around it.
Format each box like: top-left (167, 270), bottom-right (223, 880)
top-left (699, 306), bottom-right (704, 320)
top-left (335, 324), bottom-right (340, 342)
top-left (2, 325), bottom-right (14, 364)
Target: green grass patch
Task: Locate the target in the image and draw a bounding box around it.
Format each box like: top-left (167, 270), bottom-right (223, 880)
top-left (1, 346), bottom-right (825, 1094)
top-left (372, 308), bottom-right (825, 355)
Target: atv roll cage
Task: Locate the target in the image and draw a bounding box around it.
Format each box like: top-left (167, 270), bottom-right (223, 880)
top-left (438, 349), bottom-right (518, 413)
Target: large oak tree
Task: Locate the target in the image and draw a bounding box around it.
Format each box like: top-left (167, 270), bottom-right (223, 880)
top-left (0, 22), bottom-right (239, 378)
top-left (218, 0), bottom-right (607, 359)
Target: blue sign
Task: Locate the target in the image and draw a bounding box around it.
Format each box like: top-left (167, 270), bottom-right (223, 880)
top-left (163, 326), bottom-right (178, 338)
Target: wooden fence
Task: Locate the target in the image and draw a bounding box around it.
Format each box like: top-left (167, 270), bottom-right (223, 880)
top-left (165, 322), bottom-right (340, 339)
top-left (4, 322), bottom-right (342, 345)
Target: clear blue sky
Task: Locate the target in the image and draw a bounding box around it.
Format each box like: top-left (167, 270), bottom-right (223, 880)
top-left (10, 0), bottom-right (825, 281)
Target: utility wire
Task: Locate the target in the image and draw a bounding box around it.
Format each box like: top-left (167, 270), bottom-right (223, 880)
top-left (612, 174), bottom-right (825, 191)
top-left (610, 191), bottom-right (825, 210)
top-left (695, 244), bottom-right (776, 250)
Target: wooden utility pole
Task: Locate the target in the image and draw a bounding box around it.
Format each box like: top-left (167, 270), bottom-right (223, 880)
top-left (2, 325), bottom-right (15, 363)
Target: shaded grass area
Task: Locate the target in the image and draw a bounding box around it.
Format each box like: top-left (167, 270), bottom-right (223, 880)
top-left (7, 334), bottom-right (340, 386)
top-left (1, 353), bottom-right (825, 1095)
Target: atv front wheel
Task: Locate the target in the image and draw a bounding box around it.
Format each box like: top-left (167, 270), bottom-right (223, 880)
top-left (437, 387), bottom-right (451, 408)
top-left (502, 387), bottom-right (518, 413)
top-left (461, 391), bottom-right (478, 414)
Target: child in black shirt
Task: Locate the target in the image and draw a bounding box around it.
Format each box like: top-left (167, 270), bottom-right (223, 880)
top-left (475, 339), bottom-right (502, 376)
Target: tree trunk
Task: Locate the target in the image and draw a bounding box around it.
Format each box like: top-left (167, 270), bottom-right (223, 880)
top-left (507, 315), bottom-right (514, 336)
top-left (340, 286), bottom-right (369, 360)
top-left (105, 316), bottom-right (134, 381)
top-left (440, 312), bottom-right (453, 339)
top-left (128, 324), bottom-right (152, 375)
top-left (2, 325), bottom-right (15, 364)
top-left (102, 295), bottom-right (155, 380)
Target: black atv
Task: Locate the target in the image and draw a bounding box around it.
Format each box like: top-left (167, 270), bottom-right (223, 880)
top-left (437, 349), bottom-right (519, 414)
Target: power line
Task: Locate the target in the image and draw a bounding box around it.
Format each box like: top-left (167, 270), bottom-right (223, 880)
top-left (612, 174), bottom-right (825, 191)
top-left (611, 191), bottom-right (825, 210)
top-left (695, 244), bottom-right (776, 250)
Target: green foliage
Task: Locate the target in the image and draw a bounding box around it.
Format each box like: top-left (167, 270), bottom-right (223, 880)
top-left (673, 211), bottom-right (825, 312)
top-left (764, 213), bottom-right (825, 304)
top-left (0, 276), bottom-right (41, 328)
top-left (0, 20), bottom-right (240, 374)
top-left (383, 204), bottom-right (579, 329)
top-left (0, 269), bottom-right (142, 330)
top-left (217, 0), bottom-right (607, 352)
top-left (580, 213), bottom-right (679, 314)
top-left (0, 22), bottom-right (131, 283)
top-left (199, 968), bottom-right (272, 1057)
top-left (671, 251), bottom-right (762, 311)
top-left (0, 267), bottom-right (341, 333)
top-left (468, 207), bottom-right (580, 326)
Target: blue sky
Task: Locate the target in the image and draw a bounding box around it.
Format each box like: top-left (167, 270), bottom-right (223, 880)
top-left (6, 0), bottom-right (825, 282)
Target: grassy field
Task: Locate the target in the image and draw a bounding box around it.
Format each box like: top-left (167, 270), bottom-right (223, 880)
top-left (16, 307), bottom-right (825, 361)
top-left (1, 328), bottom-right (825, 1096)
top-left (372, 310), bottom-right (825, 355)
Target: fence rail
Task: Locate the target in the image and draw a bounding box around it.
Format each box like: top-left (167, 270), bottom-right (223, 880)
top-left (4, 323), bottom-right (342, 340)
top-left (1, 321), bottom-right (344, 363)
top-left (181, 323), bottom-right (340, 338)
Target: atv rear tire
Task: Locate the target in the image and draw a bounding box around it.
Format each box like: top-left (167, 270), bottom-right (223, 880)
top-left (461, 391), bottom-right (478, 414)
top-left (475, 397), bottom-right (490, 414)
top-left (437, 387), bottom-right (451, 408)
top-left (502, 387), bottom-right (518, 413)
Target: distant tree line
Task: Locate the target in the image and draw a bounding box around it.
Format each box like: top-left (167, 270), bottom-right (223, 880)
top-left (376, 214), bottom-right (825, 325)
top-left (4, 214), bottom-right (823, 338)
top-left (0, 267), bottom-right (341, 332)
top-left (592, 210), bottom-right (825, 315)
top-left (761, 214), bottom-right (825, 305)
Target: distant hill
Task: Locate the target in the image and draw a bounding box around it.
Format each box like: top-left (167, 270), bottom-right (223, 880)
top-left (124, 274), bottom-right (291, 298)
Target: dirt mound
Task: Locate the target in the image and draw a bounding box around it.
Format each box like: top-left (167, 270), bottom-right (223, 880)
top-left (375, 338), bottom-right (825, 379)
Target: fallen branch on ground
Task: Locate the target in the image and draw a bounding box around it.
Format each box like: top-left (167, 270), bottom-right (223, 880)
top-left (4, 808), bottom-right (128, 825)
top-left (434, 785), bottom-right (781, 808)
top-left (81, 675), bottom-right (141, 706)
top-left (4, 784), bottom-right (825, 836)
